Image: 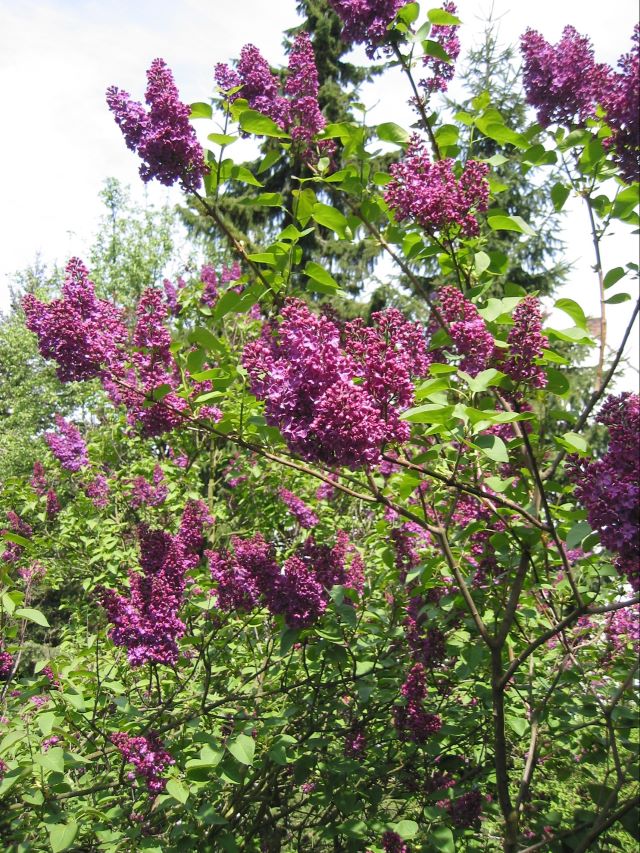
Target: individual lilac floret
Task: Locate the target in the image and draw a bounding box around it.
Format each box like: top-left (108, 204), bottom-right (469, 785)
top-left (45, 416), bottom-right (89, 472)
top-left (23, 257), bottom-right (127, 383)
top-left (385, 136), bottom-right (489, 238)
top-left (567, 393), bottom-right (639, 589)
top-left (85, 474), bottom-right (110, 509)
top-left (439, 286), bottom-right (494, 377)
top-left (420, 2), bottom-right (461, 94)
top-left (279, 488), bottom-right (319, 529)
top-left (601, 25), bottom-right (639, 184)
top-left (327, 0), bottom-right (404, 58)
top-left (111, 732), bottom-right (174, 794)
top-left (393, 663), bottom-right (442, 743)
top-left (520, 26), bottom-right (610, 128)
top-left (107, 59), bottom-right (208, 192)
top-left (502, 296), bottom-right (547, 388)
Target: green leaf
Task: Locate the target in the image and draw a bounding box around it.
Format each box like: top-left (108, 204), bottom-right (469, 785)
top-left (376, 122), bottom-right (410, 146)
top-left (394, 819), bottom-right (419, 839)
top-left (400, 404), bottom-right (455, 424)
top-left (213, 291), bottom-right (243, 321)
top-left (556, 431), bottom-right (589, 455)
top-left (312, 203), bottom-right (349, 238)
top-left (473, 434), bottom-right (508, 463)
top-left (1, 532), bottom-right (31, 548)
top-left (397, 2), bottom-right (419, 24)
top-left (48, 821), bottom-right (78, 853)
top-left (166, 778), bottom-right (189, 804)
top-left (605, 292), bottom-right (631, 304)
top-left (545, 368), bottom-right (570, 396)
top-left (566, 520), bottom-right (592, 549)
top-left (15, 607), bottom-right (49, 627)
top-left (462, 368), bottom-right (505, 393)
top-left (190, 102), bottom-right (212, 120)
top-left (474, 251), bottom-right (491, 275)
top-left (432, 826), bottom-right (455, 852)
top-left (555, 298), bottom-right (587, 330)
top-left (421, 39), bottom-right (453, 63)
top-left (239, 109), bottom-right (290, 138)
top-left (507, 717), bottom-right (528, 736)
top-left (303, 262), bottom-right (342, 295)
top-left (230, 165), bottom-right (263, 187)
top-left (487, 214), bottom-right (535, 236)
top-left (228, 734), bottom-right (255, 766)
top-left (208, 132), bottom-right (237, 146)
top-left (36, 746), bottom-right (64, 773)
top-left (189, 326), bottom-right (220, 351)
top-left (427, 7), bottom-right (462, 24)
top-left (551, 182), bottom-right (571, 211)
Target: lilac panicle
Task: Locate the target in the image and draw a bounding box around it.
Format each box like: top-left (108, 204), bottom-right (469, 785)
top-left (111, 732), bottom-right (174, 794)
top-left (285, 32), bottom-right (326, 146)
top-left (243, 298), bottom-right (430, 469)
top-left (439, 286), bottom-right (494, 377)
top-left (45, 416), bottom-right (89, 472)
top-left (420, 2), bottom-right (461, 94)
top-left (502, 296), bottom-right (547, 388)
top-left (567, 393), bottom-right (639, 589)
top-left (520, 26), bottom-right (609, 128)
top-left (279, 488), bottom-right (319, 528)
top-left (601, 25), bottom-right (639, 184)
top-left (385, 136), bottom-right (489, 238)
top-left (327, 0), bottom-right (404, 57)
top-left (23, 257), bottom-right (127, 383)
top-left (393, 663), bottom-right (442, 743)
top-left (107, 58), bottom-right (208, 192)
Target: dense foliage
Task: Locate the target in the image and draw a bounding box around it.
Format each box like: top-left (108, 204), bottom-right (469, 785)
top-left (1, 4), bottom-right (638, 852)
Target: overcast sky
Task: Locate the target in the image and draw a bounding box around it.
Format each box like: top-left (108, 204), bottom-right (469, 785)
top-left (1, 0), bottom-right (637, 385)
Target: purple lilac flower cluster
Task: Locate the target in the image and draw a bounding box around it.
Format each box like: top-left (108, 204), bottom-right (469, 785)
top-left (0, 650), bottom-right (13, 679)
top-left (520, 24), bottom-right (639, 182)
top-left (84, 474), bottom-right (110, 509)
top-left (101, 501), bottom-right (211, 666)
top-left (381, 830), bottom-right (412, 853)
top-left (107, 59), bottom-right (208, 192)
top-left (327, 0), bottom-right (403, 57)
top-left (279, 488), bottom-right (319, 529)
top-left (209, 530), bottom-right (362, 628)
top-left (568, 393), bottom-right (640, 589)
top-left (444, 789), bottom-right (483, 827)
top-left (604, 604), bottom-right (640, 654)
top-left (502, 296), bottom-right (547, 388)
top-left (200, 265), bottom-right (219, 307)
top-left (405, 596), bottom-right (446, 668)
top-left (46, 490), bottom-right (61, 519)
top-left (1, 511), bottom-right (33, 563)
top-left (23, 258), bottom-right (127, 383)
top-left (111, 731), bottom-right (174, 794)
top-left (130, 465), bottom-right (169, 509)
top-left (600, 26), bottom-right (639, 184)
top-left (389, 520), bottom-right (431, 581)
top-left (244, 299), bottom-right (430, 469)
top-left (215, 34), bottom-right (330, 163)
top-left (385, 136), bottom-right (489, 238)
top-left (344, 723), bottom-right (367, 759)
top-left (420, 3), bottom-right (461, 94)
top-left (439, 286), bottom-right (494, 377)
top-left (393, 663), bottom-right (442, 743)
top-left (520, 26), bottom-right (609, 128)
top-left (103, 287), bottom-right (188, 437)
top-left (30, 461), bottom-right (48, 495)
top-left (44, 416), bottom-right (89, 472)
